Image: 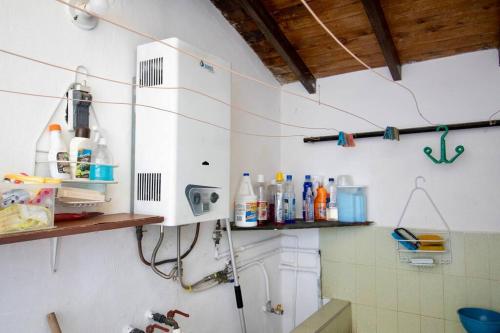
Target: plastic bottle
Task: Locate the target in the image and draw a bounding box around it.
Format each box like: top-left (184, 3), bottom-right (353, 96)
top-left (274, 172), bottom-right (284, 224)
top-left (312, 175), bottom-right (320, 198)
top-left (267, 179), bottom-right (276, 224)
top-left (283, 175), bottom-right (296, 224)
top-left (255, 174), bottom-right (268, 225)
top-left (235, 173), bottom-right (258, 227)
top-left (47, 124), bottom-right (70, 179)
top-left (304, 187), bottom-right (314, 222)
top-left (69, 127), bottom-right (93, 179)
top-left (302, 175), bottom-right (313, 220)
top-left (314, 182), bottom-right (327, 221)
top-left (90, 137), bottom-right (114, 181)
top-left (326, 178), bottom-right (338, 221)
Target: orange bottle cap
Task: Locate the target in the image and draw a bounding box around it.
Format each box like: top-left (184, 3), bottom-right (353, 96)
top-left (49, 124), bottom-right (62, 131)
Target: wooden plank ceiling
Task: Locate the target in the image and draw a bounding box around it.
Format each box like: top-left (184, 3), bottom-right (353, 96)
top-left (211, 0), bottom-right (499, 85)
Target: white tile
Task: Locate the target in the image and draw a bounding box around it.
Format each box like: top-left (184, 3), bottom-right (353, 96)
top-left (322, 260), bottom-right (356, 302)
top-left (376, 267), bottom-right (398, 310)
top-left (398, 312), bottom-right (420, 333)
top-left (443, 232), bottom-right (465, 276)
top-left (356, 265), bottom-right (376, 306)
top-left (444, 320), bottom-right (466, 333)
top-left (376, 308), bottom-right (397, 333)
top-left (320, 228), bottom-right (356, 263)
top-left (421, 316), bottom-right (445, 333)
top-left (491, 280), bottom-right (500, 312)
top-left (375, 227), bottom-right (397, 269)
top-left (398, 270), bottom-right (420, 314)
top-left (466, 277), bottom-right (491, 308)
top-left (443, 275), bottom-right (467, 322)
top-left (488, 233), bottom-right (500, 281)
top-left (420, 272), bottom-right (444, 318)
top-left (355, 226), bottom-right (376, 265)
top-left (465, 233), bottom-right (490, 279)
top-left (356, 305), bottom-right (377, 333)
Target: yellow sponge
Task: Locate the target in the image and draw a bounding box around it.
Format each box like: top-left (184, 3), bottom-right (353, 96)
top-left (418, 234), bottom-right (445, 251)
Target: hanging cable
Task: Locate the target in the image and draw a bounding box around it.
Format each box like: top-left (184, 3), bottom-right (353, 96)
top-left (489, 110), bottom-right (500, 124)
top-left (53, 0), bottom-right (384, 130)
top-left (136, 223), bottom-right (200, 266)
top-left (0, 88), bottom-right (307, 138)
top-left (298, 0), bottom-right (435, 126)
top-left (0, 48), bottom-right (339, 133)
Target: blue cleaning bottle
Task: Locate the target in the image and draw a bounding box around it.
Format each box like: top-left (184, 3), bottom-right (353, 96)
top-left (284, 175), bottom-right (296, 224)
top-left (302, 175), bottom-right (313, 220)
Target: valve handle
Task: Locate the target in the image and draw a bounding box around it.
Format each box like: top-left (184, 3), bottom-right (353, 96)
top-left (166, 309), bottom-right (190, 318)
top-left (146, 324), bottom-right (169, 333)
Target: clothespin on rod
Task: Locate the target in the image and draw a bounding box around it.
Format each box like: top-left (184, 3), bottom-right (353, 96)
top-left (383, 126), bottom-right (400, 141)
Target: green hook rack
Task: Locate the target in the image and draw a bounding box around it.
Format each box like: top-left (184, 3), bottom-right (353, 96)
top-left (423, 125), bottom-right (465, 164)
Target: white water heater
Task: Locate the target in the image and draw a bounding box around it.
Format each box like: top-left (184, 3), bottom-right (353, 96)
top-left (134, 38), bottom-right (230, 226)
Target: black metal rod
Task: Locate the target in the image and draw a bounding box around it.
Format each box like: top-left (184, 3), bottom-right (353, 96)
top-left (303, 120), bottom-right (500, 143)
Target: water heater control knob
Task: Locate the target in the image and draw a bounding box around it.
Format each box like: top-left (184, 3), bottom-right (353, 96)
top-left (193, 192), bottom-right (201, 205)
top-left (210, 192), bottom-right (219, 203)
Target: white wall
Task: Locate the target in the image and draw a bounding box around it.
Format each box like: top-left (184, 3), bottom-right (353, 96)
top-left (0, 1), bottom-right (285, 332)
top-left (281, 49), bottom-right (500, 233)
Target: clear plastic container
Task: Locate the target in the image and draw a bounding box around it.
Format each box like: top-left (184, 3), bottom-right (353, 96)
top-left (0, 183), bottom-right (58, 234)
top-left (337, 186), bottom-right (367, 222)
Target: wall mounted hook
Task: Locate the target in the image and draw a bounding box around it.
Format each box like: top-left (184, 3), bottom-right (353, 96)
top-left (423, 125), bottom-right (464, 164)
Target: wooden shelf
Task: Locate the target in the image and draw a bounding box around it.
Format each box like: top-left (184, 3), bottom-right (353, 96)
top-left (0, 213), bottom-right (163, 245)
top-left (227, 219), bottom-right (373, 231)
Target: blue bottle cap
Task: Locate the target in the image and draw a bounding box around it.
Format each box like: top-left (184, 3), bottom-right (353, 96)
top-left (243, 172), bottom-right (249, 176)
top-left (305, 175), bottom-right (311, 180)
top-left (329, 178), bottom-right (334, 182)
top-left (287, 175), bottom-right (292, 180)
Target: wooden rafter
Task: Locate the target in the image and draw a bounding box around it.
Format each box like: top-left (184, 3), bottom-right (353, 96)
top-left (360, 0), bottom-right (402, 80)
top-left (236, 0), bottom-right (317, 93)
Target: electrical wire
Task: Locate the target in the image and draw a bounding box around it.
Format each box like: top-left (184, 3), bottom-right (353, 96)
top-left (0, 48), bottom-right (338, 133)
top-left (0, 88), bottom-right (307, 138)
top-left (54, 0), bottom-right (384, 130)
top-left (298, 0), bottom-right (435, 126)
top-left (489, 110), bottom-right (500, 123)
top-left (136, 224), bottom-right (200, 266)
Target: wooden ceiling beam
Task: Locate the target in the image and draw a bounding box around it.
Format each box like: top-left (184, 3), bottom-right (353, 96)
top-left (236, 0), bottom-right (317, 93)
top-left (360, 0), bottom-right (402, 80)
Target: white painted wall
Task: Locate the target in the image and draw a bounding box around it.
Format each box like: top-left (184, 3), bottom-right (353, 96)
top-left (0, 1), bottom-right (285, 332)
top-left (281, 49), bottom-right (500, 233)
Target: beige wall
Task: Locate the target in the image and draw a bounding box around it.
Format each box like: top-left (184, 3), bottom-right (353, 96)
top-left (320, 225), bottom-right (500, 333)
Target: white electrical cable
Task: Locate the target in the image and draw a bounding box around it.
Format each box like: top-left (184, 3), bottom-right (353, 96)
top-left (0, 48), bottom-right (338, 133)
top-left (54, 0), bottom-right (385, 130)
top-left (299, 0), bottom-right (435, 126)
top-left (0, 88), bottom-right (308, 138)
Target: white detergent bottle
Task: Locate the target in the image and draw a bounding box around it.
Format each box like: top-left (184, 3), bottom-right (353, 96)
top-left (47, 123), bottom-right (70, 179)
top-left (235, 172), bottom-right (257, 227)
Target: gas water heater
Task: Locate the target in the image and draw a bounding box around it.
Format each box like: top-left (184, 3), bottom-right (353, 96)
top-left (134, 38), bottom-right (230, 226)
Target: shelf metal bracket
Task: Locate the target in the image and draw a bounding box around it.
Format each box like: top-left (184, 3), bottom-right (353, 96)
top-left (50, 237), bottom-right (60, 273)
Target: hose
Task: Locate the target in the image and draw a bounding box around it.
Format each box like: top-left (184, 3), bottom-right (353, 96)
top-left (176, 225), bottom-right (227, 292)
top-left (136, 223), bottom-right (200, 266)
top-left (150, 226), bottom-right (177, 280)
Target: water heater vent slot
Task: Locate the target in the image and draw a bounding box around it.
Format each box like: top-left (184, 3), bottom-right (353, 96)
top-left (137, 173), bottom-right (162, 202)
top-left (139, 57), bottom-right (163, 87)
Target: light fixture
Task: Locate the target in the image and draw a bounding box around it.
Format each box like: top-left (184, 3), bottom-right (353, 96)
top-left (68, 0), bottom-right (109, 30)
